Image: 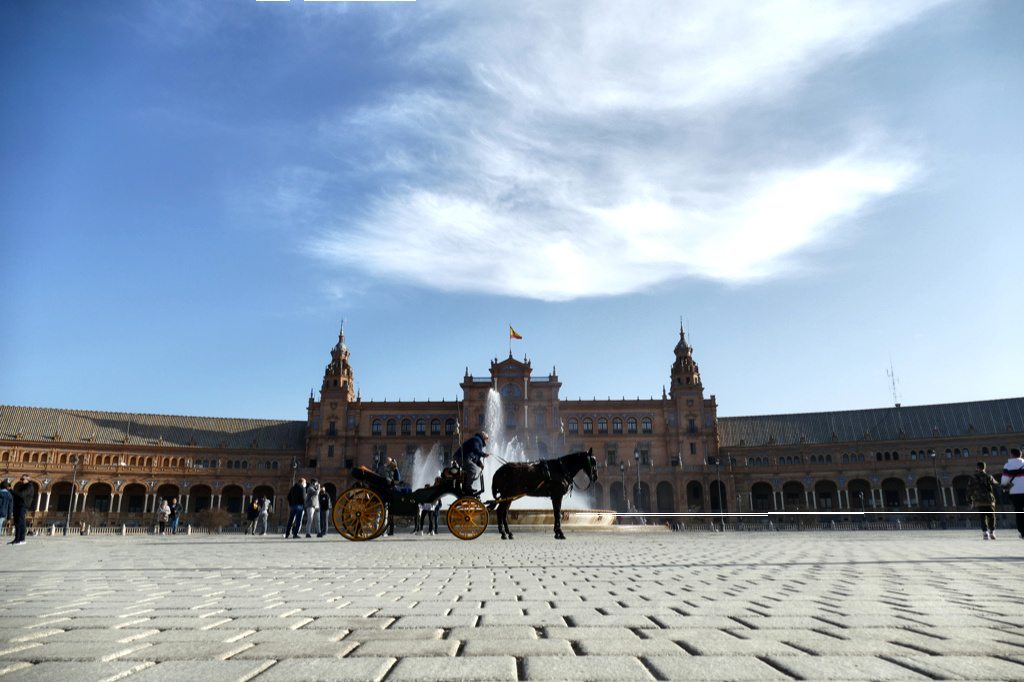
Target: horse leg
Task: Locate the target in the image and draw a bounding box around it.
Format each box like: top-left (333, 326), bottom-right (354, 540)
top-left (497, 502), bottom-right (507, 540)
top-left (552, 495), bottom-right (565, 539)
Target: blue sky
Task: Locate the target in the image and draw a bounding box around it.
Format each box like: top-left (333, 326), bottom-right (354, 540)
top-left (2, 0), bottom-right (1022, 421)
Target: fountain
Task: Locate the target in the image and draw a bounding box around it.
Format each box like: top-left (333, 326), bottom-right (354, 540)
top-left (408, 389), bottom-right (616, 530)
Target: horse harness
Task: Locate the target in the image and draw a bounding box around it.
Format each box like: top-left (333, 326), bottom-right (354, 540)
top-left (535, 458), bottom-right (572, 495)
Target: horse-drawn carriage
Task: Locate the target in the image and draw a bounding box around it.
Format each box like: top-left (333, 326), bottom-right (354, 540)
top-left (330, 465), bottom-right (489, 541)
top-left (331, 449), bottom-right (598, 541)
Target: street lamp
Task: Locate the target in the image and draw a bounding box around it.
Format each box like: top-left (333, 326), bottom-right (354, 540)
top-left (66, 455), bottom-right (81, 534)
top-left (633, 448), bottom-right (642, 518)
top-left (928, 449), bottom-right (945, 528)
top-left (619, 462), bottom-right (626, 515)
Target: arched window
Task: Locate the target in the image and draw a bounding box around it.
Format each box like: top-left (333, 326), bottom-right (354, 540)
top-left (597, 418), bottom-right (608, 434)
top-left (583, 418), bottom-right (593, 435)
top-left (945, 449), bottom-right (952, 459)
top-left (884, 452), bottom-right (891, 461)
top-left (982, 447), bottom-right (989, 456)
top-left (445, 419), bottom-right (456, 435)
top-left (858, 454), bottom-right (865, 462)
top-left (241, 461), bottom-right (248, 470)
top-left (430, 419), bottom-right (441, 435)
top-left (416, 419), bottom-right (426, 436)
top-left (568, 418), bottom-right (579, 435)
top-left (612, 418), bottom-right (623, 434)
top-left (962, 448), bottom-right (969, 457)
top-left (826, 454), bottom-right (832, 463)
top-left (843, 453), bottom-right (849, 463)
top-left (501, 384), bottom-right (522, 398)
top-left (810, 455), bottom-right (817, 464)
top-left (642, 417), bottom-right (653, 434)
top-left (401, 419), bottom-right (411, 436)
top-left (227, 460), bottom-right (233, 469)
top-left (953, 449), bottom-right (961, 458)
top-left (372, 419), bottom-right (382, 436)
top-left (627, 418), bottom-right (637, 434)
top-left (257, 461), bottom-right (263, 470)
top-left (506, 411), bottom-right (516, 428)
top-left (891, 451), bottom-right (898, 460)
top-left (386, 419), bottom-right (397, 436)
top-left (272, 462), bottom-right (279, 470)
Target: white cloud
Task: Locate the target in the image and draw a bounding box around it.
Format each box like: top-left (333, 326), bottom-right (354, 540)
top-left (305, 0), bottom-right (948, 300)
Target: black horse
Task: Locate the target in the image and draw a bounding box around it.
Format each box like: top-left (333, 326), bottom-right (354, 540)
top-left (488, 449), bottom-right (598, 540)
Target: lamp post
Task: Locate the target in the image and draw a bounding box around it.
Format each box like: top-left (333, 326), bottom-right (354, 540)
top-left (928, 449), bottom-right (945, 529)
top-left (66, 455), bottom-right (80, 534)
top-left (633, 448), bottom-right (642, 518)
top-left (619, 462), bottom-right (626, 516)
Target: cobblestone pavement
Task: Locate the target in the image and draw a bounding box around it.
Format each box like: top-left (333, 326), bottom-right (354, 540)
top-left (1, 529), bottom-right (1023, 682)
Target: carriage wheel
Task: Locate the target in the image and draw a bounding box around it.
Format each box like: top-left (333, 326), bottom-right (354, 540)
top-left (447, 496), bottom-right (488, 540)
top-left (333, 487), bottom-right (387, 541)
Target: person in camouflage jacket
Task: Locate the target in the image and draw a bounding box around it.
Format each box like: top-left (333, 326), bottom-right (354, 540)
top-left (967, 461), bottom-right (999, 539)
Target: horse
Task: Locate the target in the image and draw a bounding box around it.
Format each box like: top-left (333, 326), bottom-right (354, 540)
top-left (487, 449), bottom-right (598, 540)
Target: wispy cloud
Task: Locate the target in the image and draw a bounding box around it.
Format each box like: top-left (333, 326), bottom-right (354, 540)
top-left (305, 0), bottom-right (947, 300)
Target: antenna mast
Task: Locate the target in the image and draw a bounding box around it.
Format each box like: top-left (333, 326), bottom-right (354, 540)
top-left (887, 355), bottom-right (901, 406)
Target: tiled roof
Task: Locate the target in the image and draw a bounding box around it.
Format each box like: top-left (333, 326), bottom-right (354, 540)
top-left (718, 397), bottom-right (1024, 448)
top-left (0, 406), bottom-right (307, 451)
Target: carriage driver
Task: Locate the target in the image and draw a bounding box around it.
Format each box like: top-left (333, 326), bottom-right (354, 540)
top-left (453, 432), bottom-right (490, 496)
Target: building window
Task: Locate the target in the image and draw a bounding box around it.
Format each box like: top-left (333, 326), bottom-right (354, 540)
top-left (501, 384), bottom-right (522, 398)
top-left (598, 418), bottom-right (608, 434)
top-left (627, 418), bottom-right (637, 434)
top-left (583, 418), bottom-right (593, 435)
top-left (507, 411), bottom-right (516, 428)
top-left (690, 443), bottom-right (696, 455)
top-left (477, 413), bottom-right (485, 427)
top-left (639, 447), bottom-right (651, 466)
top-left (606, 446), bottom-right (618, 467)
top-left (445, 419), bottom-right (456, 435)
top-left (416, 419), bottom-right (426, 436)
top-left (642, 417), bottom-right (653, 434)
top-left (431, 419), bottom-right (441, 436)
top-left (568, 418), bottom-right (579, 435)
top-left (401, 419), bottom-right (411, 436)
top-left (372, 419), bottom-right (382, 436)
top-left (536, 412), bottom-right (545, 428)
top-left (387, 419), bottom-right (397, 436)
top-left (328, 445), bottom-right (334, 458)
top-left (328, 421), bottom-right (337, 436)
top-left (612, 418), bottom-right (622, 434)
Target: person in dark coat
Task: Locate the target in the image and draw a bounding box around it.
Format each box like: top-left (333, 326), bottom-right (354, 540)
top-left (286, 478), bottom-right (306, 539)
top-left (10, 475), bottom-right (35, 545)
top-left (0, 480), bottom-right (13, 538)
top-left (317, 486), bottom-right (331, 538)
top-left (453, 432), bottom-right (490, 496)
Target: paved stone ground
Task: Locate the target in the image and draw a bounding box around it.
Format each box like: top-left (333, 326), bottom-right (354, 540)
top-left (1, 529), bottom-right (1023, 682)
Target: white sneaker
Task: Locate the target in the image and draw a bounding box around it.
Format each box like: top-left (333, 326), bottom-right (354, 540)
top-left (983, 532), bottom-right (990, 540)
top-left (989, 531), bottom-right (997, 539)
top-left (12, 541), bottom-right (26, 546)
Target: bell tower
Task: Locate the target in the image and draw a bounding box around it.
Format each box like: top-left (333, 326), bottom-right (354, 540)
top-left (669, 324), bottom-right (701, 399)
top-left (322, 322), bottom-right (356, 403)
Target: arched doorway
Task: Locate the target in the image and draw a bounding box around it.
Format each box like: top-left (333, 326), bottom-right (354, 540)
top-left (122, 483), bottom-right (148, 518)
top-left (156, 484), bottom-right (180, 505)
top-left (951, 475), bottom-right (971, 509)
top-left (881, 477), bottom-right (905, 509)
top-left (85, 482), bottom-right (113, 514)
top-left (814, 480), bottom-right (838, 510)
top-left (750, 482), bottom-right (773, 511)
top-left (686, 481), bottom-right (704, 512)
top-left (632, 481), bottom-right (651, 513)
top-left (781, 481), bottom-right (805, 511)
top-left (610, 481), bottom-right (626, 513)
top-left (917, 475), bottom-right (940, 508)
top-left (709, 480), bottom-right (728, 513)
top-left (222, 485), bottom-right (244, 515)
top-left (190, 485), bottom-right (213, 513)
top-left (848, 478), bottom-right (871, 512)
top-left (50, 481), bottom-right (75, 514)
top-left (656, 481), bottom-right (675, 514)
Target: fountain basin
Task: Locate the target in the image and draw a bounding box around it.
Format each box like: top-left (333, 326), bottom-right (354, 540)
top-left (488, 508), bottom-right (617, 528)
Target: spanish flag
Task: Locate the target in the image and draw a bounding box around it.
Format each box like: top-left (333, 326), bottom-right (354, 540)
top-left (510, 326), bottom-right (523, 340)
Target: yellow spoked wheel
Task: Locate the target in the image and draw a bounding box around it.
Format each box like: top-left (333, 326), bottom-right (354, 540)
top-left (447, 496), bottom-right (488, 540)
top-left (333, 487), bottom-right (388, 541)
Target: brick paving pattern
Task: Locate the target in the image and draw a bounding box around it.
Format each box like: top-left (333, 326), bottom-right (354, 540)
top-left (1, 530), bottom-right (1023, 681)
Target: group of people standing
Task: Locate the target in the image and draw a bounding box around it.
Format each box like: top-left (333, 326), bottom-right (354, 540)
top-left (155, 497), bottom-right (183, 534)
top-left (0, 475), bottom-right (35, 545)
top-left (285, 477), bottom-right (332, 538)
top-left (244, 495), bottom-right (272, 535)
top-left (968, 448), bottom-right (1024, 540)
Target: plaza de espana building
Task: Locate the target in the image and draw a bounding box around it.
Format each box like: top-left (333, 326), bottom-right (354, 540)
top-left (2, 324), bottom-right (1022, 530)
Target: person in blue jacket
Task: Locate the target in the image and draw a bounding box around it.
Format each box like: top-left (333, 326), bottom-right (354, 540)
top-left (453, 432), bottom-right (490, 496)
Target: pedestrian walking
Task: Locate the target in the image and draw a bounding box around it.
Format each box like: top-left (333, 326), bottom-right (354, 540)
top-left (430, 498), bottom-right (441, 535)
top-left (286, 478), bottom-right (306, 539)
top-left (0, 480), bottom-right (14, 539)
top-left (255, 496), bottom-right (270, 535)
top-left (304, 478), bottom-right (321, 538)
top-left (9, 476), bottom-right (34, 545)
top-left (318, 486), bottom-right (331, 537)
top-left (169, 498), bottom-right (183, 534)
top-left (1000, 448), bottom-right (1024, 539)
top-left (415, 501), bottom-right (431, 536)
top-left (157, 499), bottom-right (171, 534)
top-left (245, 498), bottom-right (259, 535)
top-left (968, 461), bottom-right (999, 539)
